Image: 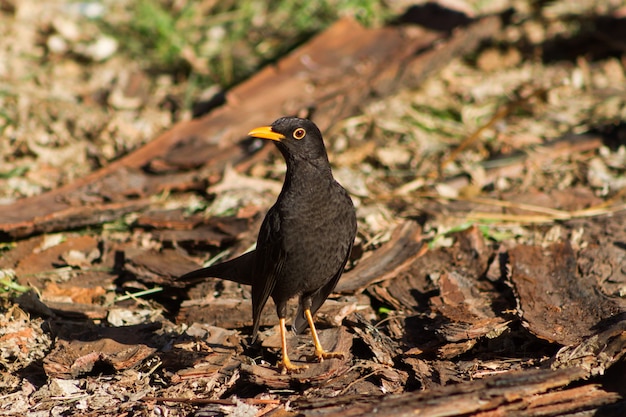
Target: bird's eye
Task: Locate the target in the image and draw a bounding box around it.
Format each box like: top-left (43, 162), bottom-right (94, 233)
top-left (293, 128), bottom-right (306, 140)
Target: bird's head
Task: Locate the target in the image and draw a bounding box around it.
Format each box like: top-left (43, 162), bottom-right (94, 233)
top-left (248, 117), bottom-right (329, 165)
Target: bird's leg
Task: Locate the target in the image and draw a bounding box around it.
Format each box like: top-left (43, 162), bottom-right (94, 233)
top-left (278, 317), bottom-right (308, 374)
top-left (305, 309), bottom-right (344, 362)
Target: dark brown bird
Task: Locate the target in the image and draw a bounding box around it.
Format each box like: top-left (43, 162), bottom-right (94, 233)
top-left (179, 117), bottom-right (357, 373)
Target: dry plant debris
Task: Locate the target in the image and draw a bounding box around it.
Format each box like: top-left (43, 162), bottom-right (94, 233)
top-left (1, 0), bottom-right (626, 416)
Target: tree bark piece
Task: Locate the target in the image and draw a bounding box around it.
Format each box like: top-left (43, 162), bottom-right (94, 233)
top-left (551, 316), bottom-right (626, 377)
top-left (293, 367), bottom-right (609, 416)
top-left (43, 323), bottom-right (162, 378)
top-left (336, 220), bottom-right (424, 294)
top-left (508, 241), bottom-right (623, 345)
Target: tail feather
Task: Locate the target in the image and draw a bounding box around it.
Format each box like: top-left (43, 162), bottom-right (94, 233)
top-left (178, 250), bottom-right (256, 286)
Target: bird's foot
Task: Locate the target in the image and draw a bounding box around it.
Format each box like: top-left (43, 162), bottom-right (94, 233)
top-left (279, 356), bottom-right (309, 375)
top-left (307, 349), bottom-right (345, 363)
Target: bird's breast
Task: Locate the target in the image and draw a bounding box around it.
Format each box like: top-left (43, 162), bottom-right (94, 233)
top-left (274, 179), bottom-right (355, 294)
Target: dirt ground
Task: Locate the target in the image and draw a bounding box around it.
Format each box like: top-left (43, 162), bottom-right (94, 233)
top-left (1, 1), bottom-right (626, 416)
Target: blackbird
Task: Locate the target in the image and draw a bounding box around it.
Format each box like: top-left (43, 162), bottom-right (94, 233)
top-left (179, 117), bottom-right (357, 373)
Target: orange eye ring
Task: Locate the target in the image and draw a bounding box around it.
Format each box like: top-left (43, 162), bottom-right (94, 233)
top-left (293, 128), bottom-right (306, 140)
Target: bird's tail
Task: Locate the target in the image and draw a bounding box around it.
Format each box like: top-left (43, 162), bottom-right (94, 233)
top-left (177, 250), bottom-right (256, 286)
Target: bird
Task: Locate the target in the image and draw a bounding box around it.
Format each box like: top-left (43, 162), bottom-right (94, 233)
top-left (178, 117), bottom-right (357, 373)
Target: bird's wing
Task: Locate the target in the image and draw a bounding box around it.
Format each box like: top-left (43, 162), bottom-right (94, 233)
top-left (251, 206), bottom-right (286, 341)
top-left (292, 239), bottom-right (354, 334)
top-left (177, 250), bottom-right (256, 286)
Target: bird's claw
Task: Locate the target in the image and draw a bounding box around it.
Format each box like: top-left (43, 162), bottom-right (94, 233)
top-left (279, 357), bottom-right (309, 374)
top-left (307, 350), bottom-right (345, 363)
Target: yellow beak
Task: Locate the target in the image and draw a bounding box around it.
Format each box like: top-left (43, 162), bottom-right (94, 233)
top-left (248, 126), bottom-right (285, 142)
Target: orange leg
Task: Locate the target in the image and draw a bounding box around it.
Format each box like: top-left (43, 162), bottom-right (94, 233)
top-left (305, 309), bottom-right (344, 362)
top-left (278, 318), bottom-right (308, 374)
